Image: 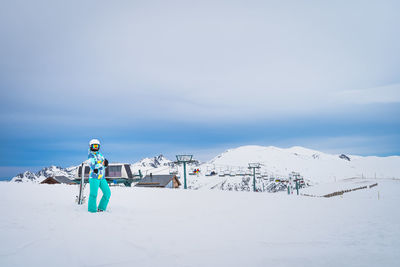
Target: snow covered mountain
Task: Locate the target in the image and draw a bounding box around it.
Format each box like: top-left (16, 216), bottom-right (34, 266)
top-left (10, 155), bottom-right (173, 183)
top-left (9, 147), bottom-right (400, 189)
top-left (206, 145), bottom-right (400, 182)
top-left (184, 145), bottom-right (400, 191)
top-left (11, 166), bottom-right (77, 183)
top-left (130, 154), bottom-right (174, 176)
top-left (131, 154), bottom-right (172, 169)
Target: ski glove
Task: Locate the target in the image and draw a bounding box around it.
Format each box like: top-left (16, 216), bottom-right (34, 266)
top-left (104, 159), bottom-right (109, 167)
top-left (93, 169), bottom-right (98, 174)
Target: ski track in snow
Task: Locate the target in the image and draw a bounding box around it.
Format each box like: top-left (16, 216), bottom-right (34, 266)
top-left (82, 260), bottom-right (136, 267)
top-left (0, 239), bottom-right (47, 257)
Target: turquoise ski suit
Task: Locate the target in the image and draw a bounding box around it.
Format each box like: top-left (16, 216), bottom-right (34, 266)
top-left (88, 151), bottom-right (111, 213)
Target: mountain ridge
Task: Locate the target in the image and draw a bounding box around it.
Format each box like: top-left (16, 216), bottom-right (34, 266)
top-left (9, 146), bottom-right (400, 185)
top-left (11, 155), bottom-right (172, 183)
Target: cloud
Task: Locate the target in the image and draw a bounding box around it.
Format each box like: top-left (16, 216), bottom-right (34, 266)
top-left (334, 83), bottom-right (400, 105)
top-left (1, 0), bottom-right (400, 123)
top-left (270, 134), bottom-right (400, 156)
top-left (0, 0), bottom-right (399, 170)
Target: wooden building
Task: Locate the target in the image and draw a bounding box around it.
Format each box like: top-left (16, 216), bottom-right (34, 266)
top-left (41, 176), bottom-right (74, 185)
top-left (135, 174), bottom-right (181, 188)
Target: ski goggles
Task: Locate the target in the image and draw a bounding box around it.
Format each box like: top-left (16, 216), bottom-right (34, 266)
top-left (91, 144), bottom-right (100, 150)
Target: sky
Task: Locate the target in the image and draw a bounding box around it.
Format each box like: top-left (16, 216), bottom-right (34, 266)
top-left (0, 0), bottom-right (399, 178)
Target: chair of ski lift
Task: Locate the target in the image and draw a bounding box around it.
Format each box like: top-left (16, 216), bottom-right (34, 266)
top-left (204, 166), bottom-right (213, 176)
top-left (169, 165), bottom-right (178, 175)
top-left (206, 169), bottom-right (217, 176)
top-left (235, 167), bottom-right (244, 176)
top-left (224, 169), bottom-right (231, 177)
top-left (189, 168), bottom-right (200, 176)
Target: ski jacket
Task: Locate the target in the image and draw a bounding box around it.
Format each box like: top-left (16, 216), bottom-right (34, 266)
top-left (88, 151), bottom-right (106, 180)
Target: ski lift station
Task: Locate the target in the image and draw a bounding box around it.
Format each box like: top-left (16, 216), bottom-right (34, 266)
top-left (75, 163), bottom-right (141, 187)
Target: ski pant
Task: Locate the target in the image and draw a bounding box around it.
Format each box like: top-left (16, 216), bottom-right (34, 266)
top-left (88, 178), bottom-right (111, 212)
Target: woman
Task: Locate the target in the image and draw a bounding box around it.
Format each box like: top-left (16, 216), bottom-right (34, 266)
top-left (88, 139), bottom-right (111, 213)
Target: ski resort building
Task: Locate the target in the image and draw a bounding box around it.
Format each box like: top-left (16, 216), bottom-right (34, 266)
top-left (135, 174), bottom-right (181, 188)
top-left (41, 176), bottom-right (74, 185)
top-left (76, 163), bottom-right (141, 186)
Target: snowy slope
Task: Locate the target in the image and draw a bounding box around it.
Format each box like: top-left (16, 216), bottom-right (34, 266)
top-left (0, 180), bottom-right (399, 267)
top-left (204, 145), bottom-right (399, 182)
top-left (179, 145), bottom-right (400, 192)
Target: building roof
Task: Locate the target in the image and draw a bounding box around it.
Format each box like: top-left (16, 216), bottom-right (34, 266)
top-left (135, 175), bottom-right (180, 188)
top-left (54, 176), bottom-right (73, 184)
top-left (41, 176), bottom-right (73, 184)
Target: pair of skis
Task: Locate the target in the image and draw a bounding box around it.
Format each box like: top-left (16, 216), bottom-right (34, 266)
top-left (76, 162), bottom-right (87, 205)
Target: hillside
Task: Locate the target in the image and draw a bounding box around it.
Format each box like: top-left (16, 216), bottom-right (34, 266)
top-left (171, 146), bottom-right (398, 191)
top-left (199, 145), bottom-right (400, 183)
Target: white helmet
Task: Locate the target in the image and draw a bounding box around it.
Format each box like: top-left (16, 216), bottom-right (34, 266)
top-left (89, 139), bottom-right (100, 146)
top-left (89, 139), bottom-right (101, 151)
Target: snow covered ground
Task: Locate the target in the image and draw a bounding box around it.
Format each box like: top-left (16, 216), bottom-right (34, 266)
top-left (0, 179), bottom-right (399, 267)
